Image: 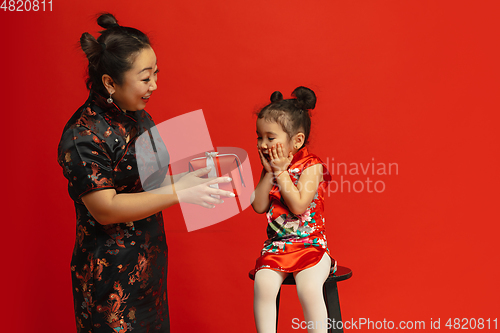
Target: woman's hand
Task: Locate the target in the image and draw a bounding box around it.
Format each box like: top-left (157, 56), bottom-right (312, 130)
top-left (81, 167), bottom-right (234, 225)
top-left (174, 167), bottom-right (235, 209)
top-left (269, 143), bottom-right (293, 173)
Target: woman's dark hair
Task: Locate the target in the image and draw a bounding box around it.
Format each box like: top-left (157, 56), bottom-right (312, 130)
top-left (257, 86), bottom-right (316, 147)
top-left (80, 13), bottom-right (151, 96)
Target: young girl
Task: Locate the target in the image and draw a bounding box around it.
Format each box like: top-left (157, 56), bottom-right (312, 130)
top-left (252, 86), bottom-right (336, 333)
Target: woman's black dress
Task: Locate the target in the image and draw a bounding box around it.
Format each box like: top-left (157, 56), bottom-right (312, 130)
top-left (58, 92), bottom-right (170, 332)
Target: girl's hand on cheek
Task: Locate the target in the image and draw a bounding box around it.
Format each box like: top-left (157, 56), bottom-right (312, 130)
top-left (269, 143), bottom-right (293, 173)
top-left (258, 147), bottom-right (273, 173)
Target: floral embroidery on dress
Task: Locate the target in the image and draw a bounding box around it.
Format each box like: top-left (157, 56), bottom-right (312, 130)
top-left (58, 92), bottom-right (170, 332)
top-left (255, 147), bottom-right (335, 274)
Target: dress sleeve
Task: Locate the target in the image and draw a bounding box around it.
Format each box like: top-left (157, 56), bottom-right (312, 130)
top-left (58, 125), bottom-right (115, 202)
top-left (301, 155), bottom-right (332, 184)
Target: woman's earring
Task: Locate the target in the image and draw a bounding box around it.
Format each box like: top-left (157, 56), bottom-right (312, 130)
top-left (107, 93), bottom-right (114, 104)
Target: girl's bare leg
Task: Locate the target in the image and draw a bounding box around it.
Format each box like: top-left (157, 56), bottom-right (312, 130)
top-left (293, 253), bottom-right (332, 333)
top-left (254, 268), bottom-right (288, 333)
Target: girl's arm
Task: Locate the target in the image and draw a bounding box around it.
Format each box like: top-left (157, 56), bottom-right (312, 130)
top-left (82, 168), bottom-right (234, 225)
top-left (251, 147), bottom-right (276, 214)
top-left (251, 168), bottom-right (274, 214)
top-left (275, 164), bottom-right (323, 215)
top-left (270, 143), bottom-right (323, 215)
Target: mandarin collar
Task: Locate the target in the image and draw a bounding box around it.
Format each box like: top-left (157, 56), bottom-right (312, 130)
top-left (92, 91), bottom-right (125, 114)
top-left (290, 146), bottom-right (308, 166)
top-left (91, 91), bottom-right (138, 122)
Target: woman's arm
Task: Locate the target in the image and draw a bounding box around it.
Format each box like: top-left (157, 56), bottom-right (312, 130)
top-left (169, 171), bottom-right (189, 184)
top-left (83, 167), bottom-right (234, 225)
top-left (160, 171), bottom-right (188, 187)
top-left (82, 187), bottom-right (179, 225)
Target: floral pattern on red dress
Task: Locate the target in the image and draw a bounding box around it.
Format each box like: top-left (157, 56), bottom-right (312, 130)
top-left (255, 147), bottom-right (337, 274)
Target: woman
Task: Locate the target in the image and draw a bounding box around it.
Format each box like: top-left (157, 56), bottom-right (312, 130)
top-left (57, 13), bottom-right (233, 332)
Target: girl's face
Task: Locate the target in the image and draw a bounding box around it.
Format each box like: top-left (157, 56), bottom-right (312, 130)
top-left (112, 47), bottom-right (159, 112)
top-left (256, 118), bottom-right (295, 161)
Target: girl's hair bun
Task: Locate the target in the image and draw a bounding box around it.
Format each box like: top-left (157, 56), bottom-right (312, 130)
top-left (270, 91), bottom-right (283, 103)
top-left (292, 86), bottom-right (316, 110)
top-left (97, 13), bottom-right (119, 30)
top-left (258, 85), bottom-right (316, 145)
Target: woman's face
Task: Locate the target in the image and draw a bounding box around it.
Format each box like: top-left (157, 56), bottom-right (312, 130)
top-left (112, 47), bottom-right (158, 112)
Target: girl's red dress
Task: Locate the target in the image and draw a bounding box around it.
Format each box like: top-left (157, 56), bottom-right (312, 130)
top-left (255, 147), bottom-right (337, 274)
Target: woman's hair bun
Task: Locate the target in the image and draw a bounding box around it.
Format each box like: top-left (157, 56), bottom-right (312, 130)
top-left (97, 13), bottom-right (119, 30)
top-left (292, 86), bottom-right (316, 110)
top-left (270, 91), bottom-right (283, 103)
top-left (80, 32), bottom-right (99, 59)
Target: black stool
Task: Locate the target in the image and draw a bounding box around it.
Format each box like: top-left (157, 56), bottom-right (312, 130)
top-left (249, 266), bottom-right (352, 333)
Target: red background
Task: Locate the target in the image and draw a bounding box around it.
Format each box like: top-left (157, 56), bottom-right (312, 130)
top-left (1, 0), bottom-right (499, 332)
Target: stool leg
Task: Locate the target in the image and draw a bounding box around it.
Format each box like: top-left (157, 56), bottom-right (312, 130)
top-left (323, 281), bottom-right (343, 333)
top-left (275, 288), bottom-right (281, 332)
